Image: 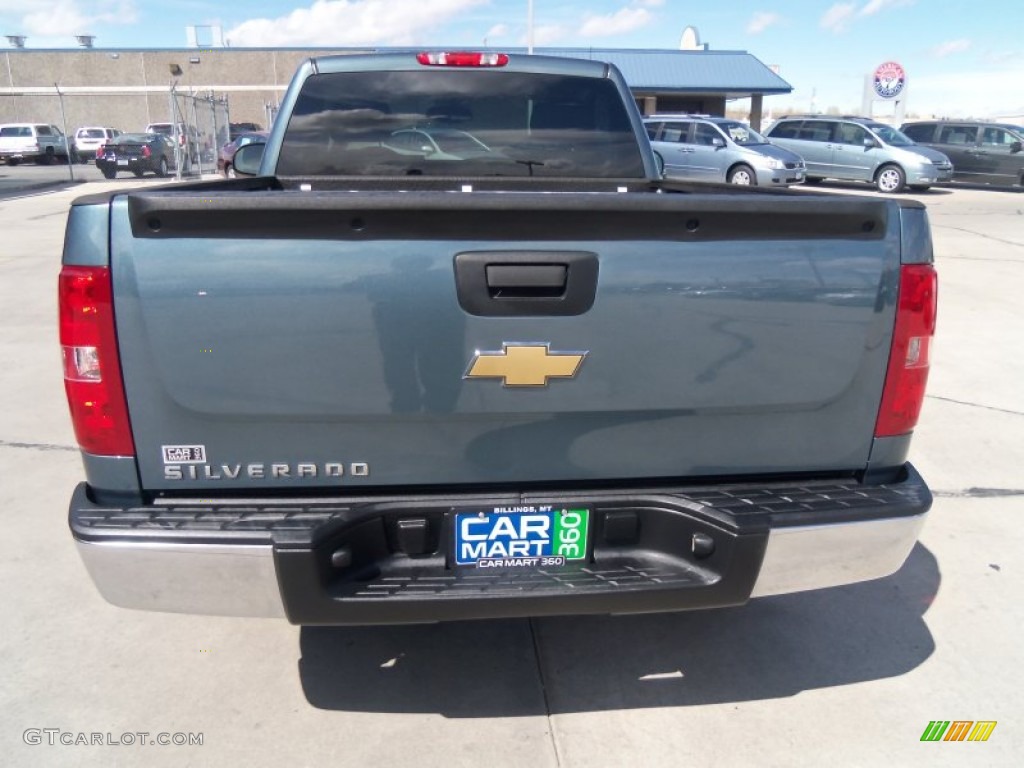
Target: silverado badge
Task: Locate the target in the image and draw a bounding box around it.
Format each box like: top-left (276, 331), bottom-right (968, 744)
top-left (464, 343), bottom-right (587, 387)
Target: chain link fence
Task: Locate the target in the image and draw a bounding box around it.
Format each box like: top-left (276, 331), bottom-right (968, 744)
top-left (2, 86), bottom-right (232, 180)
top-left (169, 86), bottom-right (231, 178)
top-left (264, 103), bottom-right (279, 132)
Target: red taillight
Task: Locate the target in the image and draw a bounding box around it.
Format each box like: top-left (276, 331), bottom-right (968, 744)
top-left (96, 145), bottom-right (105, 159)
top-left (142, 144), bottom-right (151, 158)
top-left (875, 264), bottom-right (938, 437)
top-left (59, 266), bottom-right (135, 456)
top-left (416, 51), bottom-right (509, 67)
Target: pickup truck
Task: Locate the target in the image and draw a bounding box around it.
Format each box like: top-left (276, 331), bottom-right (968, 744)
top-left (0, 122), bottom-right (74, 165)
top-left (61, 52), bottom-right (935, 625)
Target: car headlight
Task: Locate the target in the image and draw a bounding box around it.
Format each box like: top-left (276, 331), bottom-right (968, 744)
top-left (761, 158), bottom-right (784, 170)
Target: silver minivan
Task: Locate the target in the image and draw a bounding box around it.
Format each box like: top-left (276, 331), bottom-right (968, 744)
top-left (645, 115), bottom-right (806, 186)
top-left (764, 116), bottom-right (953, 193)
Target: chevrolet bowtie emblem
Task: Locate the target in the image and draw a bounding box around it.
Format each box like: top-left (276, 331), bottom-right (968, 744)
top-left (465, 344), bottom-right (587, 387)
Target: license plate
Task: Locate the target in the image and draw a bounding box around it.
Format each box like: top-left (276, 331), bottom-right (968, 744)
top-left (453, 506), bottom-right (590, 568)
top-left (117, 159), bottom-right (128, 166)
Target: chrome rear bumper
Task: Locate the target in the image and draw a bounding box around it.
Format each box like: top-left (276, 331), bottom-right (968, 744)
top-left (71, 466), bottom-right (931, 622)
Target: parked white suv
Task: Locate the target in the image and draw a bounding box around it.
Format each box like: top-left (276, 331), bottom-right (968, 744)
top-left (0, 123), bottom-right (73, 165)
top-left (73, 127), bottom-right (121, 163)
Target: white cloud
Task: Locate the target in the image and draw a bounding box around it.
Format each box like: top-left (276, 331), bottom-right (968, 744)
top-left (820, 0), bottom-right (912, 32)
top-left (981, 49), bottom-right (1022, 66)
top-left (859, 0), bottom-right (914, 16)
top-left (578, 7), bottom-right (652, 38)
top-left (820, 3), bottom-right (856, 32)
top-left (859, 0), bottom-right (888, 14)
top-left (13, 0), bottom-right (137, 37)
top-left (746, 12), bottom-right (781, 35)
top-left (930, 39), bottom-right (971, 57)
top-left (525, 23), bottom-right (569, 47)
top-left (225, 0), bottom-right (486, 47)
top-left (633, 0), bottom-right (665, 6)
top-left (909, 69), bottom-right (1024, 118)
top-left (484, 23), bottom-right (509, 41)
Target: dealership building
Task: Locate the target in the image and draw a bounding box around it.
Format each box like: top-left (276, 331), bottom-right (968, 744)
top-left (1, 45), bottom-right (792, 136)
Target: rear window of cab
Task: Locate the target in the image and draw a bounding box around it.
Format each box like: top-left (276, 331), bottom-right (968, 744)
top-left (278, 70), bottom-right (646, 178)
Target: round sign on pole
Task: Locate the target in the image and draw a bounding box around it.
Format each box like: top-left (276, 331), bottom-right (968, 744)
top-left (873, 61), bottom-right (906, 99)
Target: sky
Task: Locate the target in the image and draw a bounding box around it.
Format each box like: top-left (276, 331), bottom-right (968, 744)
top-left (1, 0), bottom-right (1021, 118)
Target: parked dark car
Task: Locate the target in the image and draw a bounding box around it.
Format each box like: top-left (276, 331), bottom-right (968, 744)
top-left (229, 121), bottom-right (263, 142)
top-left (218, 131), bottom-right (269, 177)
top-left (145, 122), bottom-right (200, 167)
top-left (900, 120), bottom-right (1024, 188)
top-left (95, 133), bottom-right (177, 178)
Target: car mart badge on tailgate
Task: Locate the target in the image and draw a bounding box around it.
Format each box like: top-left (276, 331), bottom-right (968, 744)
top-left (454, 505), bottom-right (590, 568)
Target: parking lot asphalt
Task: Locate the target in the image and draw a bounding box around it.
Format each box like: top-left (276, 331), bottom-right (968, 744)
top-left (0, 160), bottom-right (216, 199)
top-left (0, 180), bottom-right (1021, 767)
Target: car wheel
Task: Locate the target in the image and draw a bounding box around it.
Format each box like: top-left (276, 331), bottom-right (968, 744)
top-left (7, 158), bottom-right (19, 166)
top-left (875, 164), bottom-right (906, 193)
top-left (157, 157), bottom-right (169, 177)
top-left (101, 168), bottom-right (116, 179)
top-left (132, 169), bottom-right (144, 178)
top-left (226, 164), bottom-right (236, 179)
top-left (728, 164), bottom-right (756, 185)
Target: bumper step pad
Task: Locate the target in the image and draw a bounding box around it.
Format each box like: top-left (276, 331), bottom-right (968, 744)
top-left (347, 558), bottom-right (710, 600)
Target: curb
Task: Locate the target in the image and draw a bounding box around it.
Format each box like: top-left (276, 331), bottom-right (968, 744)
top-left (0, 178), bottom-right (88, 200)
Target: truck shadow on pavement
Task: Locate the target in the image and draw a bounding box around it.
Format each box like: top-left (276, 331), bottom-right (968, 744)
top-left (298, 543), bottom-right (938, 716)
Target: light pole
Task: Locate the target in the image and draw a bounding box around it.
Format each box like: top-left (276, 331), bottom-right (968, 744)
top-left (54, 83), bottom-right (74, 182)
top-left (169, 64), bottom-right (184, 179)
top-left (527, 0), bottom-right (534, 54)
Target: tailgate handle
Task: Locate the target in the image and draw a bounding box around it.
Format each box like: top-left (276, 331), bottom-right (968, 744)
top-left (455, 251), bottom-right (598, 317)
top-left (485, 264), bottom-right (567, 298)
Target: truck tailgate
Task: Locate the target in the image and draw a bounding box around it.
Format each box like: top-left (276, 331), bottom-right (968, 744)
top-left (111, 189), bottom-right (900, 491)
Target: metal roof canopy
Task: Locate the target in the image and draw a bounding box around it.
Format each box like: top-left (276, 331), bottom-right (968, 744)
top-left (519, 48), bottom-right (792, 97)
